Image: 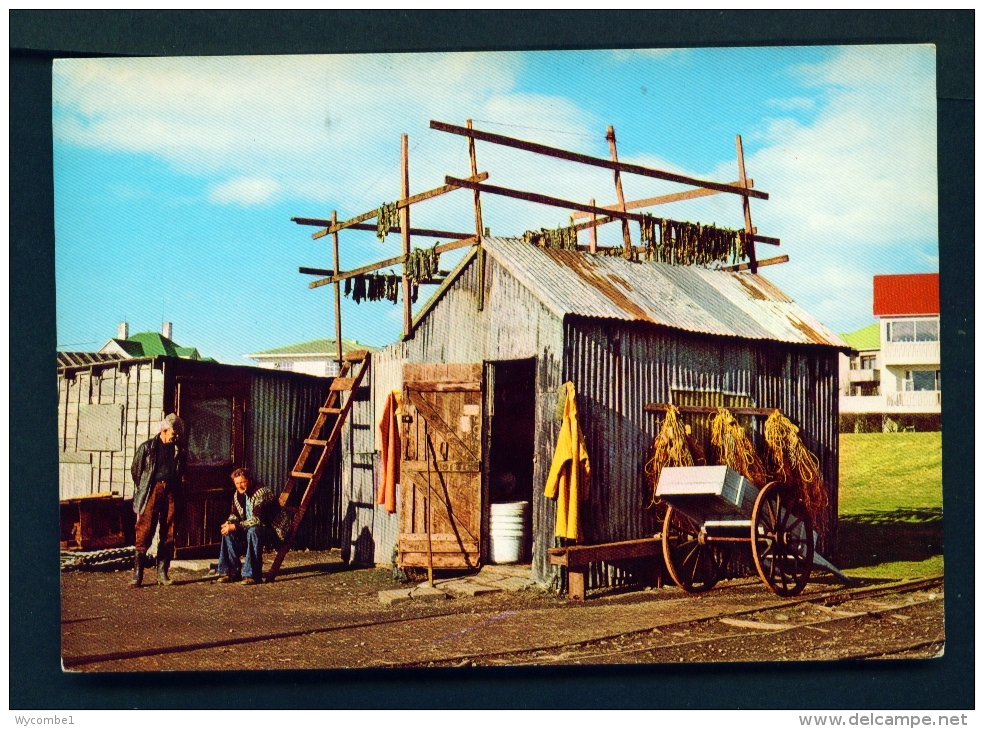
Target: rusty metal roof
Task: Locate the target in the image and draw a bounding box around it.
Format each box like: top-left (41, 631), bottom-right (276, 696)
top-left (482, 237), bottom-right (847, 348)
top-left (56, 351), bottom-right (125, 368)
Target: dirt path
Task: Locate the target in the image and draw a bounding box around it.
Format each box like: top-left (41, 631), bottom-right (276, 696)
top-left (61, 550), bottom-right (943, 671)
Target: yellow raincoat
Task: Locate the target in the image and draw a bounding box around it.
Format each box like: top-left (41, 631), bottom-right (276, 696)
top-left (544, 382), bottom-right (590, 541)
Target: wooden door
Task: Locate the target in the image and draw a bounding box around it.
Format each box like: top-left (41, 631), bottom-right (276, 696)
top-left (175, 379), bottom-right (247, 557)
top-left (399, 364), bottom-right (483, 569)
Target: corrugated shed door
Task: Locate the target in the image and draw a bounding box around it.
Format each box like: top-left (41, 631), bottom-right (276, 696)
top-left (399, 364), bottom-right (482, 570)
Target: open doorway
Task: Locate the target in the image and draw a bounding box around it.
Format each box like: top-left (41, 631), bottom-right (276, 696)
top-left (484, 358), bottom-right (536, 563)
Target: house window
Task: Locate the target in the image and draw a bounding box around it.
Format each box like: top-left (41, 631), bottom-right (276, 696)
top-left (902, 370), bottom-right (938, 392)
top-left (849, 356), bottom-right (859, 370)
top-left (915, 320), bottom-right (939, 342)
top-left (887, 319), bottom-right (939, 343)
top-left (888, 321), bottom-right (914, 342)
top-left (860, 355), bottom-right (877, 370)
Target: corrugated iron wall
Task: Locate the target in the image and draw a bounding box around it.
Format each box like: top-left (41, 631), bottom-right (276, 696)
top-left (339, 366), bottom-right (378, 566)
top-left (356, 253), bottom-right (840, 589)
top-left (564, 317), bottom-right (840, 559)
top-left (57, 359), bottom-right (340, 550)
top-left (372, 254), bottom-right (566, 582)
top-left (246, 371), bottom-right (335, 549)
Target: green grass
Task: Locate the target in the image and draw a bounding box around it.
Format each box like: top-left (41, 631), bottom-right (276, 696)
top-left (835, 432), bottom-right (943, 582)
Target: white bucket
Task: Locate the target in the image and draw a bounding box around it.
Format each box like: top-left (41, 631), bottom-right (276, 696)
top-left (490, 534), bottom-right (524, 564)
top-left (489, 501), bottom-right (530, 564)
top-left (491, 501), bottom-right (529, 516)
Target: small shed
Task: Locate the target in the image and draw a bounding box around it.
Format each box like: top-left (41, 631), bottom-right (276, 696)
top-left (57, 355), bottom-right (339, 557)
top-left (371, 237), bottom-right (848, 586)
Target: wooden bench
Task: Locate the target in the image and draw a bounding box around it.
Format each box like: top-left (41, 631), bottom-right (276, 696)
top-left (548, 536), bottom-right (663, 601)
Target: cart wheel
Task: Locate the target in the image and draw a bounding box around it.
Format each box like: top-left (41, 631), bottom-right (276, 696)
top-left (662, 506), bottom-right (728, 594)
top-left (751, 482), bottom-right (814, 597)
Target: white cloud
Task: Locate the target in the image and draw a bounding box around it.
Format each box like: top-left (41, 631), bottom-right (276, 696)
top-left (766, 96), bottom-right (815, 112)
top-left (209, 177), bottom-right (280, 205)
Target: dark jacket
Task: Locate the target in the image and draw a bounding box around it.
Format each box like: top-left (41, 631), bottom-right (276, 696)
top-left (226, 485), bottom-right (290, 544)
top-left (130, 435), bottom-right (186, 516)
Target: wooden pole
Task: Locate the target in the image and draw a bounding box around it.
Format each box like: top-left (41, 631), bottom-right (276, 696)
top-left (606, 126), bottom-right (632, 259)
top-left (401, 134), bottom-right (412, 339)
top-left (445, 177), bottom-right (650, 223)
top-left (293, 220), bottom-right (475, 240)
top-left (331, 210), bottom-right (343, 366)
top-left (430, 120), bottom-right (769, 200)
top-left (303, 171), bottom-right (489, 240)
top-left (308, 236), bottom-right (478, 290)
top-left (719, 254), bottom-right (789, 272)
top-left (736, 135), bottom-right (758, 274)
top-left (589, 198), bottom-right (597, 253)
top-left (569, 179), bottom-right (754, 219)
top-left (424, 425), bottom-right (435, 588)
top-left (467, 119), bottom-right (485, 312)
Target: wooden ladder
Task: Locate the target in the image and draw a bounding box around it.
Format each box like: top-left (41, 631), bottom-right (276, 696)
top-left (265, 349), bottom-right (371, 582)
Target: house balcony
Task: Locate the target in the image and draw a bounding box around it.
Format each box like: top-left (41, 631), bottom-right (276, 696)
top-left (847, 368), bottom-right (880, 383)
top-left (840, 392), bottom-right (941, 414)
top-left (882, 341), bottom-right (940, 366)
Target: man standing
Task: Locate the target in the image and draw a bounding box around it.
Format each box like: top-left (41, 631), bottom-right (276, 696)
top-left (130, 413), bottom-right (186, 588)
top-left (217, 468), bottom-right (287, 585)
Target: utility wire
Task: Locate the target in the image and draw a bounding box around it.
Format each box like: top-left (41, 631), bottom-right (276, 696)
top-left (471, 118), bottom-right (601, 140)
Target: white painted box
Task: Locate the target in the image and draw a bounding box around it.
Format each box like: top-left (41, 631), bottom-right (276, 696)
top-left (655, 465), bottom-right (759, 522)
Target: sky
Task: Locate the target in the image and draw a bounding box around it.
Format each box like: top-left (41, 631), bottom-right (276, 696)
top-left (52, 45), bottom-right (938, 365)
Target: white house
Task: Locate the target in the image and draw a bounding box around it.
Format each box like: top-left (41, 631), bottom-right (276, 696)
top-left (244, 337), bottom-right (374, 377)
top-left (839, 273), bottom-right (940, 431)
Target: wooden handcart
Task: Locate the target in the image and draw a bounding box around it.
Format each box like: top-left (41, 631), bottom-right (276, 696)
top-left (656, 465), bottom-right (815, 597)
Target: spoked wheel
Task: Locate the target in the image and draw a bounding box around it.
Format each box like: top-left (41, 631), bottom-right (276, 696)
top-left (662, 506), bottom-right (728, 594)
top-left (751, 482), bottom-right (814, 597)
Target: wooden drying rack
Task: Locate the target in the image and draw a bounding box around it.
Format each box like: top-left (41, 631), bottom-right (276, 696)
top-left (291, 119), bottom-right (787, 351)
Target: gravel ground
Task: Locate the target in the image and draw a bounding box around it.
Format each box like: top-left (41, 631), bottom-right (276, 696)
top-left (60, 549), bottom-right (944, 672)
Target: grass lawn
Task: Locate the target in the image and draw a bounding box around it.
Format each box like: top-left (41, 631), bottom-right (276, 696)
top-left (836, 432), bottom-right (943, 581)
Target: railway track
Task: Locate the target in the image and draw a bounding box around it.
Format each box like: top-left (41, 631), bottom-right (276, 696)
top-left (384, 577), bottom-right (944, 668)
top-left (64, 576), bottom-right (943, 669)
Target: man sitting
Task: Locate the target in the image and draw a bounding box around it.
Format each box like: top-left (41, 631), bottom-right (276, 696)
top-left (217, 468), bottom-right (288, 585)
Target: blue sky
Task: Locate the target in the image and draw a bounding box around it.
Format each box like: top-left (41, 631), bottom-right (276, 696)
top-left (53, 45), bottom-right (938, 364)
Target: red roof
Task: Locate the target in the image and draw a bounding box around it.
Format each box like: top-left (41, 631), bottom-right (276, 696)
top-left (873, 274), bottom-right (939, 317)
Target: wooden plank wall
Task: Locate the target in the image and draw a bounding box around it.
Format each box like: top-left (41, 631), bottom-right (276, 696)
top-left (57, 362), bottom-right (165, 501)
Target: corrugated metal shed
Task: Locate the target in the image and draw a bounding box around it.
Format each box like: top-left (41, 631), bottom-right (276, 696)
top-left (57, 356), bottom-right (337, 552)
top-left (482, 237), bottom-right (848, 349)
top-left (363, 237), bottom-right (843, 589)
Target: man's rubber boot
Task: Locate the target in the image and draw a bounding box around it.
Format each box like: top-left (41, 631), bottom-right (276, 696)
top-left (130, 553), bottom-right (144, 588)
top-left (157, 560), bottom-right (173, 586)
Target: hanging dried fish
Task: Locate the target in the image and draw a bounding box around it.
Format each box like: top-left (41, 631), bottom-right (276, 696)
top-left (522, 225), bottom-right (579, 251)
top-left (376, 201), bottom-right (400, 241)
top-left (643, 217), bottom-right (743, 267)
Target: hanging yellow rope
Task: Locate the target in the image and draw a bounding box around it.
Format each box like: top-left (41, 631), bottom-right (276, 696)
top-left (644, 405), bottom-right (697, 507)
top-left (764, 410), bottom-right (827, 526)
top-left (707, 407), bottom-right (769, 488)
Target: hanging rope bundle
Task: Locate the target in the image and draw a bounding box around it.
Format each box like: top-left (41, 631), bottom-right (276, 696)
top-left (644, 405), bottom-right (699, 507)
top-left (375, 201), bottom-right (401, 241)
top-left (640, 216), bottom-right (745, 267)
top-left (764, 410), bottom-right (827, 526)
top-left (707, 407), bottom-right (769, 488)
top-left (522, 225), bottom-right (579, 251)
